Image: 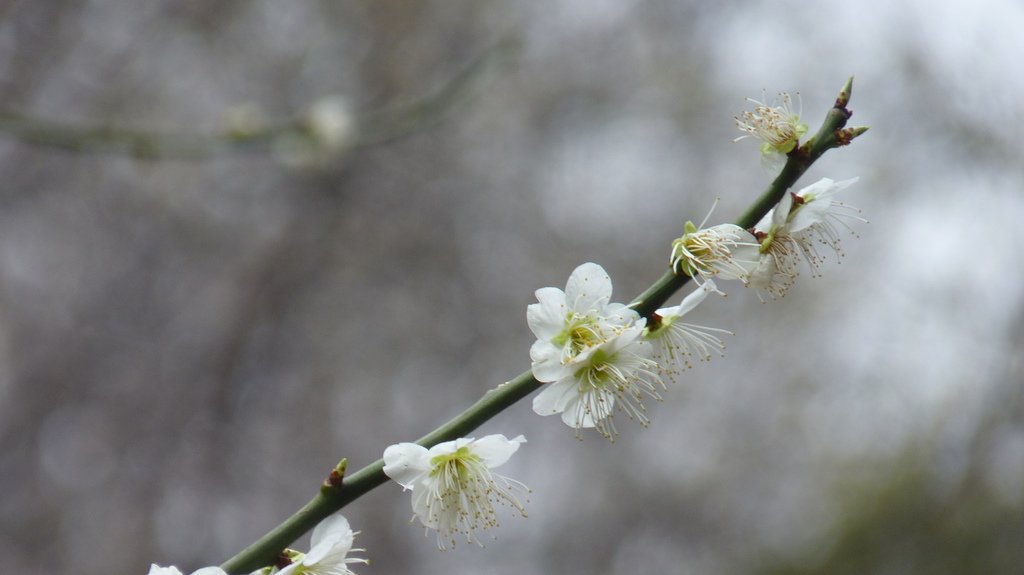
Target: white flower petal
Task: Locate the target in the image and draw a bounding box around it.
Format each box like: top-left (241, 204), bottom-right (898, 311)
top-left (797, 176), bottom-right (858, 200)
top-left (714, 241), bottom-right (760, 280)
top-left (564, 262), bottom-right (612, 313)
top-left (753, 208), bottom-right (774, 233)
top-left (603, 302), bottom-right (641, 328)
top-left (531, 358), bottom-right (570, 383)
top-left (530, 339), bottom-right (568, 382)
top-left (532, 379), bottom-right (580, 416)
top-left (655, 303), bottom-right (680, 319)
top-left (788, 200), bottom-right (830, 233)
top-left (560, 390), bottom-right (612, 429)
top-left (276, 514), bottom-right (367, 575)
top-left (760, 149), bottom-right (787, 177)
top-left (528, 338), bottom-right (560, 362)
top-left (789, 177), bottom-right (859, 232)
top-left (603, 323), bottom-right (645, 351)
top-left (470, 434), bottom-right (526, 468)
top-left (382, 443), bottom-right (430, 489)
top-left (772, 191), bottom-right (793, 229)
top-left (306, 514), bottom-right (354, 564)
top-left (560, 396), bottom-right (590, 428)
top-left (708, 223), bottom-right (746, 237)
top-left (409, 483), bottom-right (439, 528)
top-left (657, 279), bottom-right (716, 319)
top-left (427, 437), bottom-right (472, 457)
top-left (526, 287), bottom-right (567, 340)
top-left (148, 566), bottom-right (184, 575)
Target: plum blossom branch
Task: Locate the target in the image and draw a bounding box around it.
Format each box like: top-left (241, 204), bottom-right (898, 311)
top-left (219, 76), bottom-right (865, 575)
top-left (630, 76), bottom-right (865, 318)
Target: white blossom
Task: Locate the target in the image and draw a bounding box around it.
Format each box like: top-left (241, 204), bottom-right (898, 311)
top-left (670, 220), bottom-right (759, 282)
top-left (645, 280), bottom-right (730, 378)
top-left (275, 514), bottom-right (368, 575)
top-left (527, 263), bottom-right (669, 439)
top-left (528, 262), bottom-right (639, 383)
top-left (532, 323), bottom-right (664, 440)
top-left (788, 177), bottom-right (864, 265)
top-left (746, 177), bottom-right (862, 298)
top-left (383, 435), bottom-right (529, 549)
top-left (734, 91), bottom-right (808, 176)
top-left (747, 191), bottom-right (803, 298)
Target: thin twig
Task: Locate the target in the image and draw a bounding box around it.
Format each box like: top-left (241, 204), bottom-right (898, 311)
top-left (0, 38), bottom-right (518, 160)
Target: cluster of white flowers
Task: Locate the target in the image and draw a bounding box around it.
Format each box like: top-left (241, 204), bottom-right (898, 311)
top-left (669, 176), bottom-right (862, 301)
top-left (528, 263), bottom-right (727, 439)
top-left (525, 93), bottom-right (864, 442)
top-left (670, 94), bottom-right (866, 300)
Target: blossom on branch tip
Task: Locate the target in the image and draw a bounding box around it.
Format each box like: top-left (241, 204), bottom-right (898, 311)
top-left (645, 280), bottom-right (730, 377)
top-left (275, 514), bottom-right (368, 575)
top-left (734, 92), bottom-right (808, 175)
top-left (383, 434), bottom-right (529, 549)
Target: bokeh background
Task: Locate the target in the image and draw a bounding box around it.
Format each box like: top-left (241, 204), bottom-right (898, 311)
top-left (2, 1), bottom-right (1023, 574)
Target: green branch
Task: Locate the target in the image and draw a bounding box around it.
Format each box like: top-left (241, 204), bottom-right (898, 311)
top-left (220, 76), bottom-right (866, 575)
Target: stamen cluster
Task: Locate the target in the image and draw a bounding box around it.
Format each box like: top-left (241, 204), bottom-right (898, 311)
top-left (734, 91), bottom-right (807, 153)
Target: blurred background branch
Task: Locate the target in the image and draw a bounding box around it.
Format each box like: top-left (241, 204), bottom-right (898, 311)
top-left (0, 37), bottom-right (517, 161)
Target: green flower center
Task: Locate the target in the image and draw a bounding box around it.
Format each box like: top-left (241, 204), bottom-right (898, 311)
top-left (553, 313), bottom-right (604, 356)
top-left (670, 221), bottom-right (713, 276)
top-left (573, 348), bottom-right (618, 388)
top-left (429, 446), bottom-right (480, 481)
